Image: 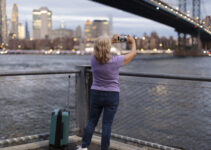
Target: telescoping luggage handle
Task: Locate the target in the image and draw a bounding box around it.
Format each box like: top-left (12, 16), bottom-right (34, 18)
top-left (55, 110), bottom-right (63, 147)
top-left (66, 75), bottom-right (71, 110)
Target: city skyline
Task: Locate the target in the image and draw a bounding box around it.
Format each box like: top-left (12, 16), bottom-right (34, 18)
top-left (4, 0), bottom-right (211, 39)
top-left (5, 0), bottom-right (211, 38)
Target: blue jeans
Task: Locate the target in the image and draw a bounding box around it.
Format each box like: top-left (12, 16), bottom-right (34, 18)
top-left (82, 89), bottom-right (119, 150)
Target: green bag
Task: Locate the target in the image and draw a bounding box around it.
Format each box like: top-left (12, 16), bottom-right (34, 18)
top-left (49, 109), bottom-right (70, 148)
top-left (49, 76), bottom-right (71, 148)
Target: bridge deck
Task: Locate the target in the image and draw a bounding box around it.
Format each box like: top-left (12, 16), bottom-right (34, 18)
top-left (91, 0), bottom-right (211, 41)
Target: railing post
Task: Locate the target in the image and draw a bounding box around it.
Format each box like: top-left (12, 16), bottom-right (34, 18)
top-left (75, 65), bottom-right (92, 137)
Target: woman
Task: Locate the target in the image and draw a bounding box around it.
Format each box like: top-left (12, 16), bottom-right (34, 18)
top-left (77, 34), bottom-right (136, 150)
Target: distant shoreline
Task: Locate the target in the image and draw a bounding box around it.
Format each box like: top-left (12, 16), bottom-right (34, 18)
top-left (0, 49), bottom-right (174, 56)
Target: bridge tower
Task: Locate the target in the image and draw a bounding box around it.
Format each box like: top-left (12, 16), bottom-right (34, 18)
top-left (192, 0), bottom-right (201, 20)
top-left (178, 0), bottom-right (187, 49)
top-left (178, 0), bottom-right (187, 13)
top-left (176, 0), bottom-right (202, 55)
top-left (192, 0), bottom-right (201, 50)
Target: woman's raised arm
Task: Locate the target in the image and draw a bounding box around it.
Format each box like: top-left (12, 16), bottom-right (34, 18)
top-left (123, 35), bottom-right (136, 66)
top-left (112, 34), bottom-right (136, 66)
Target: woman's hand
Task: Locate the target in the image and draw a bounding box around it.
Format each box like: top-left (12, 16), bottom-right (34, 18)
top-left (112, 34), bottom-right (119, 43)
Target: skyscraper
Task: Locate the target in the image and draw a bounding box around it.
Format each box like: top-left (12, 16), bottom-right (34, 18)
top-left (91, 20), bottom-right (110, 39)
top-left (11, 3), bottom-right (18, 39)
top-left (75, 25), bottom-right (82, 39)
top-left (50, 19), bottom-right (74, 39)
top-left (25, 21), bottom-right (30, 40)
top-left (202, 16), bottom-right (211, 31)
top-left (7, 19), bottom-right (11, 36)
top-left (50, 28), bottom-right (74, 39)
top-left (18, 23), bottom-right (24, 39)
top-left (0, 0), bottom-right (7, 44)
top-left (32, 7), bottom-right (52, 39)
top-left (84, 20), bottom-right (92, 43)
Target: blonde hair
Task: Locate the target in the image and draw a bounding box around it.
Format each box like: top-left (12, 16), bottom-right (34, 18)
top-left (93, 35), bottom-right (111, 64)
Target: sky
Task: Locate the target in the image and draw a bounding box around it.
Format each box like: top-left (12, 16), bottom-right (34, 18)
top-left (6, 0), bottom-right (211, 38)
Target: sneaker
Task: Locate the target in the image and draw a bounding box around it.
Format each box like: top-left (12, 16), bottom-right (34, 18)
top-left (76, 145), bottom-right (88, 150)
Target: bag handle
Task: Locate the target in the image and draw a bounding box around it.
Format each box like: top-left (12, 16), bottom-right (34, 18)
top-left (66, 75), bottom-right (71, 110)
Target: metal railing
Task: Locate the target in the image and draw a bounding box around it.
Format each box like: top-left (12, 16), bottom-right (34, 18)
top-left (89, 69), bottom-right (210, 150)
top-left (0, 70), bottom-right (80, 77)
top-left (0, 70), bottom-right (80, 148)
top-left (119, 72), bottom-right (211, 82)
top-left (113, 74), bottom-right (210, 150)
top-left (1, 66), bottom-right (211, 150)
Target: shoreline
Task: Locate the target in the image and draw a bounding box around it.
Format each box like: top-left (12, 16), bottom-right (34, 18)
top-left (0, 49), bottom-right (174, 56)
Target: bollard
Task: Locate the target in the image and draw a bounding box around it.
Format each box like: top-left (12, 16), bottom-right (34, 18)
top-left (75, 65), bottom-right (92, 137)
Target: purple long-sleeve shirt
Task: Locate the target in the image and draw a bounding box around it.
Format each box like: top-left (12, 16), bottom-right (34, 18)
top-left (91, 55), bottom-right (125, 92)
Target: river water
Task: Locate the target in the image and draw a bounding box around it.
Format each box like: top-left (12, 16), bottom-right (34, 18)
top-left (0, 54), bottom-right (210, 150)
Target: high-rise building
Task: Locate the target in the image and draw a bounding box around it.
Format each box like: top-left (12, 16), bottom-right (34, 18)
top-left (75, 25), bottom-right (82, 39)
top-left (84, 20), bottom-right (92, 43)
top-left (0, 0), bottom-right (7, 44)
top-left (149, 32), bottom-right (159, 49)
top-left (50, 20), bottom-right (73, 39)
top-left (142, 33), bottom-right (150, 50)
top-left (202, 16), bottom-right (211, 31)
top-left (50, 28), bottom-right (74, 39)
top-left (18, 23), bottom-right (24, 39)
top-left (32, 7), bottom-right (52, 39)
top-left (74, 25), bottom-right (83, 50)
top-left (25, 21), bottom-right (30, 40)
top-left (7, 19), bottom-right (11, 36)
top-left (91, 20), bottom-right (110, 40)
top-left (11, 3), bottom-right (18, 39)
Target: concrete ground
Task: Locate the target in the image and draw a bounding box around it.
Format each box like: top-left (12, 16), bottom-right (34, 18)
top-left (1, 135), bottom-right (159, 150)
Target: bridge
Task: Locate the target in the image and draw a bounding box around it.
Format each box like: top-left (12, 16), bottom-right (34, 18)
top-left (91, 0), bottom-right (211, 55)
